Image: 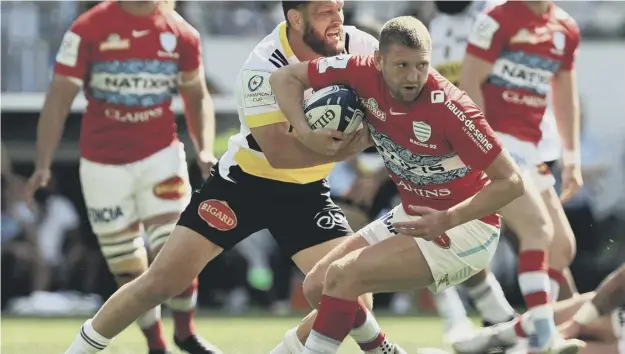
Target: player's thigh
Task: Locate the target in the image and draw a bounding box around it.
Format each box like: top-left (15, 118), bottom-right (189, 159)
top-left (326, 232), bottom-right (434, 295)
top-left (496, 133), bottom-right (554, 243)
top-left (79, 158), bottom-right (138, 235)
top-left (135, 143), bottom-right (191, 223)
top-left (269, 183), bottom-right (353, 268)
top-left (359, 204), bottom-right (501, 294)
top-left (145, 225), bottom-right (224, 296)
top-left (542, 186), bottom-right (577, 256)
top-left (176, 165), bottom-right (263, 254)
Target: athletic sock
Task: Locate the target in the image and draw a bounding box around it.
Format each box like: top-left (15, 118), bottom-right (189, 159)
top-left (518, 250), bottom-right (556, 349)
top-left (167, 277), bottom-right (198, 340)
top-left (65, 319), bottom-right (112, 354)
top-left (303, 295), bottom-right (358, 354)
top-left (467, 272), bottom-right (516, 324)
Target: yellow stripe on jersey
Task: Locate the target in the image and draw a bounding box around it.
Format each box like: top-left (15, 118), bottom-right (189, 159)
top-left (234, 149), bottom-right (334, 184)
top-left (246, 111), bottom-right (288, 128)
top-left (279, 22), bottom-right (295, 58)
top-left (435, 61), bottom-right (462, 84)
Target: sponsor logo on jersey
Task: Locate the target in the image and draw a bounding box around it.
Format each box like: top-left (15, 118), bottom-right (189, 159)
top-left (88, 206), bottom-right (123, 223)
top-left (491, 57), bottom-right (554, 94)
top-left (361, 98), bottom-right (386, 121)
top-left (502, 90), bottom-right (547, 108)
top-left (397, 181), bottom-right (451, 199)
top-left (104, 107), bottom-right (164, 123)
top-left (198, 199), bottom-right (237, 231)
top-left (153, 176), bottom-right (186, 200)
top-left (99, 33), bottom-right (130, 52)
top-left (444, 99), bottom-right (494, 153)
top-left (90, 60), bottom-right (179, 108)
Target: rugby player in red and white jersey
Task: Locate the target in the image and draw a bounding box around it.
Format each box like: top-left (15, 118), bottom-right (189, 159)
top-left (59, 1), bottom-right (411, 354)
top-left (459, 1), bottom-right (583, 352)
top-left (25, 1), bottom-right (218, 353)
top-left (269, 16), bottom-right (540, 354)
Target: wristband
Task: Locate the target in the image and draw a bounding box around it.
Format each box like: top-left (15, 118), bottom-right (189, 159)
top-left (562, 149), bottom-right (581, 166)
top-left (573, 302), bottom-right (600, 325)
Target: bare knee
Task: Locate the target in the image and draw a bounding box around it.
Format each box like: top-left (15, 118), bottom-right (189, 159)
top-left (324, 258), bottom-right (362, 298)
top-left (138, 265), bottom-right (189, 304)
top-left (302, 263), bottom-right (329, 308)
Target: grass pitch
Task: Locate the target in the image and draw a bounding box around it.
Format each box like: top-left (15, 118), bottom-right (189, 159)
top-left (1, 315), bottom-right (453, 353)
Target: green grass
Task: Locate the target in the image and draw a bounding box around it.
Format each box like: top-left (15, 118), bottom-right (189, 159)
top-left (1, 315), bottom-right (452, 353)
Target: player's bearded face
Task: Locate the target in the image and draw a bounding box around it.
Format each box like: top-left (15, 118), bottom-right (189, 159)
top-left (375, 44), bottom-right (431, 103)
top-left (301, 1), bottom-right (345, 56)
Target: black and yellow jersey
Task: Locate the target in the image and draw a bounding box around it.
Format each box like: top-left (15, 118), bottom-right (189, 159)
top-left (430, 1), bottom-right (502, 84)
top-left (218, 22), bottom-right (378, 184)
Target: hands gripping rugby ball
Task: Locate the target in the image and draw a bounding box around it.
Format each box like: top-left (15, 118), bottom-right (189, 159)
top-left (304, 85), bottom-right (365, 136)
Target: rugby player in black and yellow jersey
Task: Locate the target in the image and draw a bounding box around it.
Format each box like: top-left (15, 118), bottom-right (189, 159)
top-left (62, 2), bottom-right (405, 354)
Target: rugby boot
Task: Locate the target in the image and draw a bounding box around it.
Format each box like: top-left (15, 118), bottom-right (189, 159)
top-left (363, 341), bottom-right (408, 354)
top-left (148, 350), bottom-right (172, 354)
top-left (174, 334), bottom-right (223, 354)
top-left (483, 315), bottom-right (517, 328)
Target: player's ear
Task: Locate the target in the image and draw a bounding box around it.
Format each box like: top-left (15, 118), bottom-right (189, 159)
top-left (287, 9), bottom-right (303, 32)
top-left (373, 50), bottom-right (383, 71)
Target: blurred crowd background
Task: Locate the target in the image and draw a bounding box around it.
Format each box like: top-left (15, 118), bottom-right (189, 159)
top-left (1, 1), bottom-right (624, 318)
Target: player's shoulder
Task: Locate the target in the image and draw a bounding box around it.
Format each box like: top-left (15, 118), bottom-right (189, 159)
top-left (166, 10), bottom-right (201, 40)
top-left (343, 26), bottom-right (379, 55)
top-left (241, 24), bottom-right (286, 73)
top-left (69, 2), bottom-right (112, 34)
top-left (552, 5), bottom-right (580, 36)
top-left (426, 71), bottom-right (479, 117)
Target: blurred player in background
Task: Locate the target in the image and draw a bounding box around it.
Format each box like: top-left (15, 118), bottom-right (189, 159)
top-left (26, 1), bottom-right (218, 353)
top-left (62, 1), bottom-right (408, 354)
top-left (269, 15), bottom-right (529, 354)
top-left (453, 263), bottom-right (625, 354)
top-left (428, 0), bottom-right (580, 338)
top-left (459, 1), bottom-right (583, 352)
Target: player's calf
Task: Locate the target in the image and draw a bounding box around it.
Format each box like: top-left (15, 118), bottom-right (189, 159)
top-left (146, 219), bottom-right (208, 352)
top-left (99, 229), bottom-right (168, 352)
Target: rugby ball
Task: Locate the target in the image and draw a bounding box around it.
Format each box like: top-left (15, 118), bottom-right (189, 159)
top-left (303, 85), bottom-right (365, 136)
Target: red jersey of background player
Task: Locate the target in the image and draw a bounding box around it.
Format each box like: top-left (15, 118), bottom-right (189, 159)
top-left (466, 1), bottom-right (580, 144)
top-left (54, 1), bottom-right (201, 164)
top-left (308, 55), bottom-right (502, 226)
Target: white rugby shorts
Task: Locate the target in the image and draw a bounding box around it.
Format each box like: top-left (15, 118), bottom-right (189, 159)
top-left (79, 142), bottom-right (191, 235)
top-left (497, 132), bottom-right (556, 192)
top-left (360, 203), bottom-right (500, 293)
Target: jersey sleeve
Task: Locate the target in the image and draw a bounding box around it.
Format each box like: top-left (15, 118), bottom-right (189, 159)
top-left (560, 24), bottom-right (581, 71)
top-left (443, 93), bottom-right (503, 171)
top-left (307, 55), bottom-right (369, 90)
top-left (465, 11), bottom-right (508, 63)
top-left (54, 19), bottom-right (92, 84)
top-left (239, 68), bottom-right (288, 128)
top-left (179, 26), bottom-right (202, 72)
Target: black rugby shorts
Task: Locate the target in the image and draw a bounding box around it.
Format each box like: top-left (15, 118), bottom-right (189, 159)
top-left (177, 164), bottom-right (352, 257)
